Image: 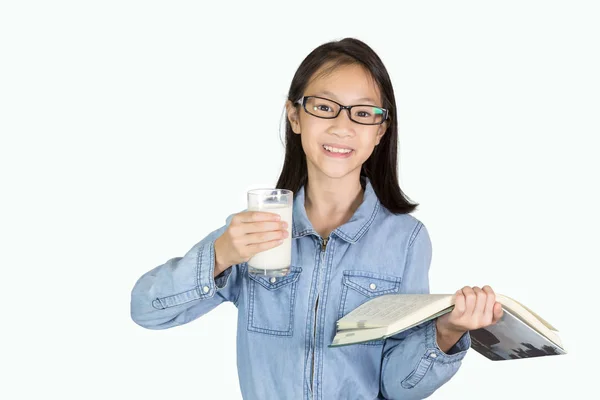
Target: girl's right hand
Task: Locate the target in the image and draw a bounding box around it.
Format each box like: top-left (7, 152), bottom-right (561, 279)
top-left (213, 211), bottom-right (289, 272)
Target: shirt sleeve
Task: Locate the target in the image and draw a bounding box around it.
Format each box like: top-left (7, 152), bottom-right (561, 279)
top-left (130, 214), bottom-right (243, 330)
top-left (379, 221), bottom-right (471, 399)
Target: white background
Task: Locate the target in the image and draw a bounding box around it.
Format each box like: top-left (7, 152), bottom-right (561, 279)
top-left (1, 1), bottom-right (598, 399)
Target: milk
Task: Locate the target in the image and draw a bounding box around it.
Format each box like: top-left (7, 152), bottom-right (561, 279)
top-left (247, 203), bottom-right (293, 271)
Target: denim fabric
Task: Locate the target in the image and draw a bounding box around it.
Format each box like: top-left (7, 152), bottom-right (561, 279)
top-left (131, 178), bottom-right (471, 399)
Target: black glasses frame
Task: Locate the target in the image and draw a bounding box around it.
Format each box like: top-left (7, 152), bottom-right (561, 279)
top-left (294, 95), bottom-right (389, 126)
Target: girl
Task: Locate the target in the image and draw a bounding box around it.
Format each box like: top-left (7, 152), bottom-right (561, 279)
top-left (131, 37), bottom-right (503, 400)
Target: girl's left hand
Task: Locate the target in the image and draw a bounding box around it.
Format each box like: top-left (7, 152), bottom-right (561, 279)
top-left (436, 285), bottom-right (504, 334)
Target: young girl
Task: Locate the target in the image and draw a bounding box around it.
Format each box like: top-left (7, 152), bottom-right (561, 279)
top-left (131, 37), bottom-right (503, 400)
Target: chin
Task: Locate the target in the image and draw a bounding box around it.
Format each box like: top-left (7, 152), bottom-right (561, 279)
top-left (314, 163), bottom-right (361, 180)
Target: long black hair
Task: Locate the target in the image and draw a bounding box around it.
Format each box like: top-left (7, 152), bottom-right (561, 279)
top-left (276, 37), bottom-right (418, 214)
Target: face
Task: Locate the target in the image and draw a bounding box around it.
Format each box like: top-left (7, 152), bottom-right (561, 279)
top-left (286, 63), bottom-right (388, 181)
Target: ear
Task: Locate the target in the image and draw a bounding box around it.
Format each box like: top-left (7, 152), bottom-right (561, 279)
top-left (285, 100), bottom-right (301, 134)
top-left (375, 120), bottom-right (388, 146)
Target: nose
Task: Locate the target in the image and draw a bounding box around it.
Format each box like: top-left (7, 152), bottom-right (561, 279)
top-left (329, 108), bottom-right (356, 137)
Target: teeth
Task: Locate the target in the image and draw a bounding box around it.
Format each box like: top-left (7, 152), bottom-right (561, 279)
top-left (323, 145), bottom-right (352, 154)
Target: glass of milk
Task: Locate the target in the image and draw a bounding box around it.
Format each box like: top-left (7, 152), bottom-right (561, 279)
top-left (247, 188), bottom-right (293, 277)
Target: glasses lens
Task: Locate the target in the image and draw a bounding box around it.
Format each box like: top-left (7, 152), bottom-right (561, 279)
top-left (304, 97), bottom-right (340, 118)
top-left (351, 105), bottom-right (385, 125)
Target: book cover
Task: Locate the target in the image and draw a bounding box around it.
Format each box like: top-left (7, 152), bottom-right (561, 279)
top-left (469, 308), bottom-right (566, 360)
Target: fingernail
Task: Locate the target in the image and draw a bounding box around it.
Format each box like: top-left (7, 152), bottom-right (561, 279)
top-left (282, 221), bottom-right (288, 228)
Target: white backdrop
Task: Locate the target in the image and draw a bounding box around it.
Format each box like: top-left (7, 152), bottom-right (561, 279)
top-left (1, 1), bottom-right (598, 399)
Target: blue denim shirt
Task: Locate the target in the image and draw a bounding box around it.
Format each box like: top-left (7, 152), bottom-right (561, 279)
top-left (130, 178), bottom-right (471, 399)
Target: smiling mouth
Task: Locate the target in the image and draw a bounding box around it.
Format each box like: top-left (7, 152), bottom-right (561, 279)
top-left (322, 145), bottom-right (353, 154)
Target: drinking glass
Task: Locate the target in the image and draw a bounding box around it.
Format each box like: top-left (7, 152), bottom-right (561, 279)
top-left (246, 188), bottom-right (293, 277)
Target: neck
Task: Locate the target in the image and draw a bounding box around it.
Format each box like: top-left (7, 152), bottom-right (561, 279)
top-left (304, 171), bottom-right (364, 236)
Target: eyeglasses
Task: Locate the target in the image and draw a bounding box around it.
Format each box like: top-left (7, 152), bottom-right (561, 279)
top-left (294, 95), bottom-right (389, 126)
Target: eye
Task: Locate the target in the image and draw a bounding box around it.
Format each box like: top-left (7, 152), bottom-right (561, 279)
top-left (316, 104), bottom-right (332, 112)
top-left (355, 111), bottom-right (371, 118)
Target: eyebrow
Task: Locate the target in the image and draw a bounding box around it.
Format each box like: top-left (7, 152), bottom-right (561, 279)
top-left (314, 90), bottom-right (379, 105)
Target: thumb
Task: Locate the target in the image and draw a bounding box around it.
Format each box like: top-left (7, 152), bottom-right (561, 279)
top-left (491, 302), bottom-right (504, 325)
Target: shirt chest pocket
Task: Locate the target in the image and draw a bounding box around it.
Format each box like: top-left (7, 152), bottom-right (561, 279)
top-left (338, 270), bottom-right (402, 346)
top-left (247, 266), bottom-right (302, 336)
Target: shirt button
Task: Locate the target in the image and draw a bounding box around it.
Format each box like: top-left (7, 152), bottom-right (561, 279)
top-left (203, 286), bottom-right (210, 293)
top-left (430, 352), bottom-right (437, 358)
top-left (369, 283), bottom-right (377, 290)
top-left (270, 277), bottom-right (277, 283)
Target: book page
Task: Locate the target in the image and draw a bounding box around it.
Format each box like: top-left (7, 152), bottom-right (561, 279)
top-left (337, 294), bottom-right (453, 330)
top-left (497, 294), bottom-right (558, 331)
top-left (495, 294), bottom-right (562, 347)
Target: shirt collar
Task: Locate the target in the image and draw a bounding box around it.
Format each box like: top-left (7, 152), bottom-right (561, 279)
top-left (291, 177), bottom-right (380, 243)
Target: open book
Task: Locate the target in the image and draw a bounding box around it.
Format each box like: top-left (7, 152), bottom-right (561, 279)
top-left (329, 293), bottom-right (567, 361)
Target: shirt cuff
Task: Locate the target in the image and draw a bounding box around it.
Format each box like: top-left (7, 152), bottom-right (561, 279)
top-left (195, 238), bottom-right (220, 298)
top-left (429, 320), bottom-right (471, 361)
top-left (214, 267), bottom-right (234, 289)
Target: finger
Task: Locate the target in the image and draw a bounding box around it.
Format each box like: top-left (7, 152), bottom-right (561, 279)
top-left (473, 286), bottom-right (487, 318)
top-left (244, 230), bottom-right (288, 245)
top-left (482, 285), bottom-right (496, 324)
top-left (241, 221), bottom-right (287, 234)
top-left (246, 238), bottom-right (284, 254)
top-left (462, 286), bottom-right (476, 316)
top-left (453, 290), bottom-right (466, 317)
top-left (237, 211), bottom-right (281, 223)
top-left (491, 302), bottom-right (504, 324)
